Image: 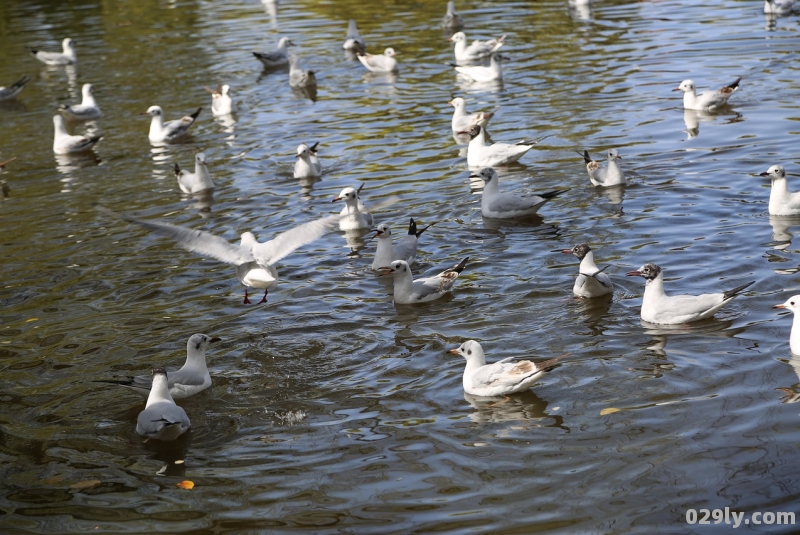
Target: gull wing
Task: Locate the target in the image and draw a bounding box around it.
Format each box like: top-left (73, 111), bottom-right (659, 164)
top-left (471, 360), bottom-right (540, 389)
top-left (252, 213), bottom-right (342, 266)
top-left (486, 192), bottom-right (546, 214)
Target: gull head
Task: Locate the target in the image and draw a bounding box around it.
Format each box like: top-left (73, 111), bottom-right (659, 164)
top-left (673, 80), bottom-right (695, 93)
top-left (448, 340), bottom-right (487, 364)
top-left (221, 84), bottom-right (231, 96)
top-left (82, 83), bottom-right (94, 97)
top-left (607, 148), bottom-right (621, 161)
top-left (383, 259), bottom-right (410, 276)
top-left (760, 164), bottom-right (786, 180)
top-left (143, 105), bottom-right (163, 117)
top-left (332, 186), bottom-right (358, 204)
top-left (187, 333), bottom-right (221, 356)
top-left (372, 223), bottom-right (391, 239)
top-left (383, 48), bottom-right (397, 57)
top-left (626, 263), bottom-right (661, 281)
top-left (63, 37), bottom-right (74, 50)
top-left (449, 32), bottom-right (466, 44)
top-left (563, 243), bottom-right (591, 260)
top-left (195, 152), bottom-right (206, 165)
top-left (151, 367), bottom-right (168, 380)
top-left (278, 37), bottom-right (295, 48)
top-left (774, 295), bottom-right (800, 315)
top-left (449, 97), bottom-right (465, 109)
top-left (296, 143), bottom-right (310, 158)
top-left (462, 125), bottom-right (482, 139)
top-left (469, 167), bottom-right (496, 183)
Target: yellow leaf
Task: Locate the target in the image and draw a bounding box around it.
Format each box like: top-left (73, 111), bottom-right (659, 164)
top-left (600, 407), bottom-right (620, 416)
top-left (26, 318), bottom-right (38, 322)
top-left (70, 479), bottom-right (101, 490)
top-left (176, 480), bottom-right (194, 490)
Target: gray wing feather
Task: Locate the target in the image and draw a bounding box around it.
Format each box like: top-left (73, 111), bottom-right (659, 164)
top-left (487, 193), bottom-right (546, 213)
top-left (252, 213), bottom-right (342, 266)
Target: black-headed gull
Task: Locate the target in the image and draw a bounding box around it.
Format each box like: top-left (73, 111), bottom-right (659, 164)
top-left (382, 257), bottom-right (468, 304)
top-left (289, 55), bottom-right (317, 88)
top-left (449, 97), bottom-right (498, 133)
top-left (580, 149), bottom-right (625, 187)
top-left (175, 153), bottom-right (214, 194)
top-left (343, 20), bottom-right (366, 53)
top-left (461, 125), bottom-right (542, 167)
top-left (764, 0), bottom-right (795, 15)
top-left (442, 1), bottom-right (464, 29)
top-left (59, 83), bottom-right (102, 121)
top-left (760, 165), bottom-right (800, 216)
top-left (332, 184), bottom-right (373, 230)
top-left (30, 38), bottom-right (76, 65)
top-left (450, 54), bottom-right (506, 83)
top-left (104, 208), bottom-right (343, 304)
top-left (774, 296), bottom-right (800, 354)
top-left (449, 32), bottom-right (505, 63)
top-left (472, 167), bottom-right (566, 218)
top-left (562, 244), bottom-right (613, 298)
top-left (253, 37), bottom-right (294, 68)
top-left (52, 115), bottom-right (101, 154)
top-left (0, 76), bottom-right (31, 101)
top-left (358, 48), bottom-right (398, 73)
top-left (371, 218), bottom-right (433, 270)
top-left (142, 106), bottom-right (201, 143)
top-left (205, 83), bottom-right (236, 116)
top-left (449, 340), bottom-right (568, 397)
top-left (136, 368), bottom-right (191, 441)
top-left (96, 334), bottom-right (220, 399)
top-left (294, 142), bottom-right (321, 179)
top-left (673, 77), bottom-right (741, 111)
top-left (626, 263), bottom-right (754, 325)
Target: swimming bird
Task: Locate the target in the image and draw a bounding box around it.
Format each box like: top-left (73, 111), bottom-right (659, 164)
top-left (472, 167), bottom-right (566, 218)
top-left (764, 0), bottom-right (795, 15)
top-left (383, 257), bottom-right (469, 304)
top-left (562, 243), bottom-right (613, 298)
top-left (96, 334), bottom-right (220, 399)
top-left (294, 142), bottom-right (321, 179)
top-left (30, 37), bottom-right (76, 65)
top-left (142, 106), bottom-right (201, 143)
top-left (343, 20), bottom-right (366, 53)
top-left (52, 115), bottom-right (101, 154)
top-left (103, 208), bottom-right (344, 304)
top-left (461, 125), bottom-right (542, 167)
top-left (59, 83), bottom-right (102, 120)
top-left (449, 32), bottom-right (505, 63)
top-left (673, 77), bottom-right (741, 111)
top-left (358, 48), bottom-right (398, 73)
top-left (175, 153), bottom-right (214, 194)
top-left (0, 76), bottom-right (31, 101)
top-left (253, 37), bottom-right (294, 69)
top-left (774, 296), bottom-right (800, 354)
top-left (449, 54), bottom-right (506, 83)
top-left (626, 263), bottom-right (754, 324)
top-left (580, 149), bottom-right (625, 187)
top-left (332, 184), bottom-right (373, 230)
top-left (449, 340), bottom-right (568, 397)
top-left (288, 55), bottom-right (317, 88)
top-left (760, 165), bottom-right (800, 217)
top-left (371, 218), bottom-right (433, 270)
top-left (205, 83), bottom-right (236, 116)
top-left (136, 368), bottom-right (191, 441)
top-left (442, 1), bottom-right (464, 30)
top-left (449, 97), bottom-right (498, 133)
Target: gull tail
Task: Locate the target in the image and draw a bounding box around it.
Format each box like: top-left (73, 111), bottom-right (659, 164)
top-left (723, 280), bottom-right (754, 301)
top-left (0, 157), bottom-right (16, 168)
top-left (540, 189), bottom-right (568, 201)
top-left (174, 163), bottom-right (181, 176)
top-left (578, 150), bottom-right (593, 164)
top-left (408, 217), bottom-right (433, 238)
top-left (516, 134), bottom-right (551, 147)
top-left (189, 107), bottom-right (202, 121)
top-left (445, 257), bottom-right (469, 275)
top-left (12, 75), bottom-right (31, 89)
top-left (309, 141), bottom-right (320, 153)
top-left (87, 135), bottom-right (102, 145)
top-left (533, 353), bottom-right (570, 373)
top-left (726, 77), bottom-right (742, 91)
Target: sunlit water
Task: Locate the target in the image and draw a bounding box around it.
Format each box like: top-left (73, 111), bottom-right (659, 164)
top-left (1, 0), bottom-right (800, 532)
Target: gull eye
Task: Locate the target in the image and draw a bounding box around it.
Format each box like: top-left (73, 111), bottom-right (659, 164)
top-left (792, 301), bottom-right (796, 306)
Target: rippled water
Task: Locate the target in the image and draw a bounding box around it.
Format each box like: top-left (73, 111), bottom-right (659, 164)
top-left (2, 0), bottom-right (800, 532)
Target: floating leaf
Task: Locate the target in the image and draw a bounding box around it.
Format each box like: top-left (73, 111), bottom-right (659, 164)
top-left (43, 475), bottom-right (64, 484)
top-left (176, 480), bottom-right (194, 490)
top-left (26, 318), bottom-right (38, 323)
top-left (70, 479), bottom-right (101, 490)
top-left (600, 407), bottom-right (620, 416)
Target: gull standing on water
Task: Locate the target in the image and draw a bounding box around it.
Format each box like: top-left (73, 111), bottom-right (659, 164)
top-left (30, 38), bottom-right (76, 65)
top-left (294, 142), bottom-right (321, 179)
top-left (462, 125), bottom-right (542, 167)
top-left (371, 218), bottom-right (433, 270)
top-left (673, 77), bottom-right (741, 111)
top-left (142, 106), bottom-right (202, 143)
top-left (332, 184), bottom-right (373, 230)
top-left (449, 97), bottom-right (498, 133)
top-left (626, 263), bottom-right (754, 325)
top-left (442, 1), bottom-right (464, 30)
top-left (562, 244), bottom-right (613, 298)
top-left (358, 48), bottom-right (399, 73)
top-left (52, 115), bottom-right (101, 154)
top-left (205, 83), bottom-right (236, 116)
top-left (59, 83), bottom-right (102, 121)
top-left (449, 340), bottom-right (567, 397)
top-left (760, 165), bottom-right (800, 217)
top-left (0, 76), bottom-right (31, 101)
top-left (449, 32), bottom-right (505, 63)
top-left (253, 37), bottom-right (295, 68)
top-left (581, 149), bottom-right (625, 187)
top-left (175, 153), bottom-right (214, 194)
top-left (382, 257), bottom-right (469, 304)
top-left (774, 296), bottom-right (800, 354)
top-left (472, 167), bottom-right (566, 219)
top-left (343, 20), bottom-right (366, 53)
top-left (136, 368), bottom-right (191, 441)
top-left (96, 334), bottom-right (220, 399)
top-left (450, 54), bottom-right (506, 83)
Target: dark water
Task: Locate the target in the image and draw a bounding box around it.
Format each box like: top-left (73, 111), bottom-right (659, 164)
top-left (1, 0), bottom-right (800, 532)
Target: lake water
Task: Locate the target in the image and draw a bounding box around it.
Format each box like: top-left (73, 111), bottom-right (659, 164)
top-left (1, 0), bottom-right (800, 532)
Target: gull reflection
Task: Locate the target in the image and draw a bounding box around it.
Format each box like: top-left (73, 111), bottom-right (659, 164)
top-left (593, 184), bottom-right (625, 206)
top-left (765, 13), bottom-right (778, 30)
top-left (292, 85), bottom-right (317, 103)
top-left (341, 228), bottom-right (370, 255)
top-left (464, 390), bottom-right (564, 426)
top-left (767, 215), bottom-right (800, 251)
top-left (262, 0), bottom-right (278, 28)
top-left (568, 1), bottom-right (593, 21)
top-left (54, 152), bottom-right (100, 190)
top-left (214, 113), bottom-right (237, 136)
top-left (778, 353), bottom-right (800, 403)
top-left (143, 431), bottom-right (191, 477)
top-left (298, 175), bottom-right (321, 199)
top-left (456, 76), bottom-right (503, 95)
top-left (185, 190), bottom-right (215, 217)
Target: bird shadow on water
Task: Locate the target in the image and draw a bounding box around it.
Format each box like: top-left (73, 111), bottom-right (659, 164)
top-left (141, 432), bottom-right (192, 478)
top-left (55, 152), bottom-right (101, 187)
top-left (462, 390), bottom-right (568, 429)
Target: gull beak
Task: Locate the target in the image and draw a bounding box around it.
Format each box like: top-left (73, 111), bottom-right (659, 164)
top-left (617, 155), bottom-right (623, 159)
top-left (447, 348), bottom-right (460, 355)
top-left (561, 249), bottom-right (573, 254)
top-left (210, 337), bottom-right (222, 342)
top-left (332, 197), bottom-right (342, 203)
top-left (774, 304), bottom-right (787, 309)
top-left (671, 87), bottom-right (682, 92)
top-left (759, 172), bottom-right (770, 177)
top-left (377, 266), bottom-right (394, 274)
top-left (295, 153), bottom-right (301, 158)
top-left (448, 100), bottom-right (453, 105)
top-left (468, 173), bottom-right (481, 178)
top-left (457, 131), bottom-right (468, 135)
top-left (626, 270), bottom-right (644, 277)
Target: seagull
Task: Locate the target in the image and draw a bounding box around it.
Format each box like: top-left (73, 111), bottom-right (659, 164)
top-left (95, 334), bottom-right (220, 399)
top-left (59, 83), bottom-right (102, 121)
top-left (449, 54), bottom-right (506, 83)
top-left (358, 48), bottom-right (398, 73)
top-left (382, 257), bottom-right (469, 304)
top-left (103, 207), bottom-right (344, 304)
top-left (289, 55), bottom-right (317, 88)
top-left (0, 76), bottom-right (31, 101)
top-left (626, 263), bottom-right (754, 325)
top-left (764, 0), bottom-right (795, 15)
top-left (673, 77), bottom-right (741, 111)
top-left (343, 20), bottom-right (366, 52)
top-left (205, 83), bottom-right (236, 116)
top-left (294, 142), bottom-right (321, 179)
top-left (253, 37), bottom-right (295, 68)
top-left (52, 115), bottom-right (101, 154)
top-left (142, 106), bottom-right (201, 143)
top-left (471, 167), bottom-right (566, 219)
top-left (760, 165), bottom-right (800, 217)
top-left (449, 32), bottom-right (505, 63)
top-left (580, 149), bottom-right (625, 187)
top-left (332, 184), bottom-right (373, 230)
top-left (175, 153), bottom-right (214, 194)
top-left (774, 296), bottom-right (800, 354)
top-left (135, 368), bottom-right (191, 441)
top-left (449, 97), bottom-right (498, 133)
top-left (30, 37), bottom-right (76, 65)
top-left (562, 244), bottom-right (613, 298)
top-left (371, 218), bottom-right (433, 270)
top-left (449, 340), bottom-right (568, 397)
top-left (461, 125), bottom-right (542, 167)
top-left (442, 1), bottom-right (464, 30)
